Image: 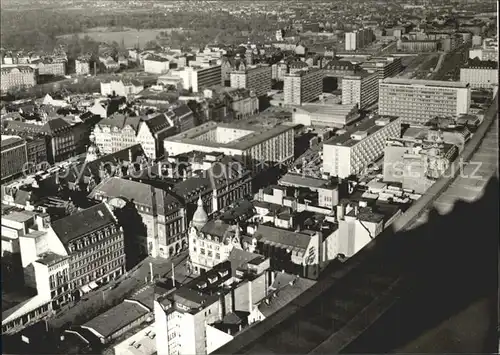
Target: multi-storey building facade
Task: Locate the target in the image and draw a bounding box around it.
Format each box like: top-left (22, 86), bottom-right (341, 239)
top-left (75, 58), bottom-right (90, 75)
top-left (93, 115), bottom-right (141, 155)
top-left (164, 121), bottom-right (295, 173)
top-left (379, 78), bottom-right (471, 125)
top-left (144, 55), bottom-right (171, 74)
top-left (345, 28), bottom-right (374, 51)
top-left (24, 135), bottom-right (48, 173)
top-left (49, 203), bottom-right (126, 297)
top-left (35, 59), bottom-right (66, 76)
top-left (187, 203), bottom-right (244, 274)
top-left (89, 178), bottom-right (187, 258)
top-left (360, 56), bottom-right (403, 81)
top-left (383, 135), bottom-right (459, 192)
top-left (284, 69), bottom-right (324, 105)
top-left (100, 80), bottom-right (144, 97)
top-left (136, 113), bottom-right (176, 159)
top-left (170, 154), bottom-right (253, 221)
top-left (323, 116), bottom-right (401, 178)
top-left (468, 48), bottom-right (498, 61)
top-left (223, 88), bottom-right (259, 119)
top-left (271, 61), bottom-right (288, 81)
top-left (292, 103), bottom-right (359, 128)
top-left (397, 39), bottom-right (439, 52)
top-left (230, 64), bottom-right (272, 97)
top-left (460, 59), bottom-right (498, 89)
top-left (1, 135), bottom-right (27, 183)
top-left (342, 71), bottom-right (379, 110)
top-left (155, 259), bottom-right (270, 355)
top-left (0, 66), bottom-right (37, 93)
top-left (3, 118), bottom-right (86, 163)
top-left (178, 65), bottom-right (222, 93)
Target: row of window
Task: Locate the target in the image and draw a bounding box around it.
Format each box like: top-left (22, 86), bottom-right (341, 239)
top-left (68, 227), bottom-right (119, 252)
top-left (196, 247), bottom-right (221, 259)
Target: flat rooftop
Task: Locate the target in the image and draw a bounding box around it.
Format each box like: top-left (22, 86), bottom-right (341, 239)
top-left (165, 121), bottom-right (294, 151)
top-left (2, 210), bottom-right (34, 224)
top-left (296, 103), bottom-right (357, 116)
top-left (381, 78), bottom-right (469, 88)
top-left (324, 116), bottom-right (400, 148)
top-left (279, 173), bottom-right (338, 190)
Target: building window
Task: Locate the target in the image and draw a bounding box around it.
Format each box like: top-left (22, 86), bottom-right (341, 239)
top-left (200, 248), bottom-right (205, 255)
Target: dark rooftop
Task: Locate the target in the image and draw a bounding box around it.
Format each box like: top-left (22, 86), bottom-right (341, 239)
top-left (82, 300), bottom-right (149, 338)
top-left (50, 203), bottom-right (116, 245)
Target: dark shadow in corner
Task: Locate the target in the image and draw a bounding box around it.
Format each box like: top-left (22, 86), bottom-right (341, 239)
top-left (342, 176), bottom-right (499, 354)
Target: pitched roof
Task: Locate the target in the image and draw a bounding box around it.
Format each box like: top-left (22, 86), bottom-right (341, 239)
top-left (64, 144), bottom-right (144, 184)
top-left (89, 177), bottom-right (182, 216)
top-left (172, 156), bottom-right (250, 201)
top-left (42, 117), bottom-right (71, 135)
top-left (253, 225), bottom-right (312, 251)
top-left (97, 115), bottom-right (141, 132)
top-left (82, 300), bottom-right (149, 338)
top-left (50, 203), bottom-right (116, 245)
top-left (142, 113), bottom-right (173, 135)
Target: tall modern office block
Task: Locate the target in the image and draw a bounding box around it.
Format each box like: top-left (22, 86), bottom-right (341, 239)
top-left (378, 78), bottom-right (471, 125)
top-left (230, 64), bottom-right (272, 97)
top-left (284, 69), bottom-right (324, 105)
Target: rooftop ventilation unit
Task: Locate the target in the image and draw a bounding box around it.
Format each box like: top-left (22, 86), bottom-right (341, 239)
top-left (351, 131), bottom-right (368, 140)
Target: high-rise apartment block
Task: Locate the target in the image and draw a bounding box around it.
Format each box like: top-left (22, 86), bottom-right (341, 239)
top-left (323, 116), bottom-right (401, 178)
top-left (344, 28), bottom-right (374, 51)
top-left (178, 65), bottom-right (222, 93)
top-left (230, 64), bottom-right (272, 97)
top-left (342, 71), bottom-right (379, 110)
top-left (284, 68), bottom-right (324, 105)
top-left (379, 78), bottom-right (471, 125)
top-left (360, 56), bottom-right (403, 81)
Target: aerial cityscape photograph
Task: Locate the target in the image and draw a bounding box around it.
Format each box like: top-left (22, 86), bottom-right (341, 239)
top-left (0, 0), bottom-right (498, 354)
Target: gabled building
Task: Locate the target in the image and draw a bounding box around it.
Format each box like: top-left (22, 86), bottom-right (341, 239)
top-left (136, 113), bottom-right (176, 160)
top-left (165, 104), bottom-right (196, 133)
top-left (93, 115), bottom-right (141, 155)
top-left (89, 177), bottom-right (187, 259)
top-left (48, 203), bottom-right (126, 296)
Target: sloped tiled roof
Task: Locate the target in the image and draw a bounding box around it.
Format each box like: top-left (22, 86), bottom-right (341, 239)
top-left (89, 177), bottom-right (182, 216)
top-left (254, 224), bottom-right (312, 251)
top-left (142, 113), bottom-right (172, 135)
top-left (97, 115), bottom-right (141, 133)
top-left (50, 203), bottom-right (116, 245)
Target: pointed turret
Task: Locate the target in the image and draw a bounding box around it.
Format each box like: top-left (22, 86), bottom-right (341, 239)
top-left (191, 195), bottom-right (208, 230)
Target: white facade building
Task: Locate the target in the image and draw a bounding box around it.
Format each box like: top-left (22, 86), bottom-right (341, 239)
top-left (292, 103), bottom-right (359, 128)
top-left (178, 65), bottom-right (222, 93)
top-left (163, 121), bottom-right (295, 173)
top-left (342, 71), bottom-right (379, 110)
top-left (379, 78), bottom-right (471, 125)
top-left (323, 116), bottom-right (401, 178)
top-left (284, 69), bottom-right (324, 105)
top-left (230, 64), bottom-right (272, 97)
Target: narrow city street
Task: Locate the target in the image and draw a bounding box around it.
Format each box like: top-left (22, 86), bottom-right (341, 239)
top-left (48, 251), bottom-right (190, 330)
